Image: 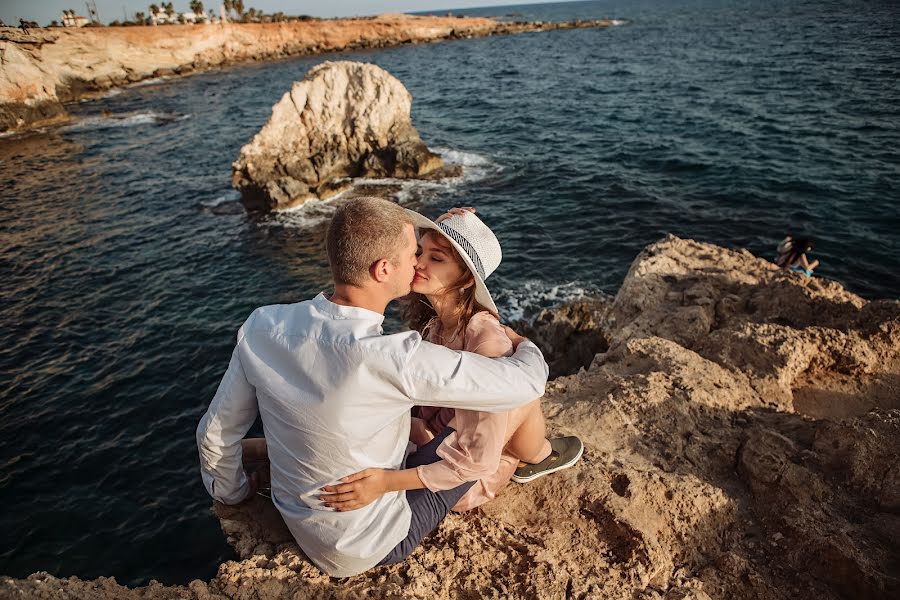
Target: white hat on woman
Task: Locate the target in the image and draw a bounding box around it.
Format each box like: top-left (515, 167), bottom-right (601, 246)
top-left (404, 208), bottom-right (502, 315)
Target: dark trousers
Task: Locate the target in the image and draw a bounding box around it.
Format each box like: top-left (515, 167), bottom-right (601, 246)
top-left (378, 427), bottom-right (475, 565)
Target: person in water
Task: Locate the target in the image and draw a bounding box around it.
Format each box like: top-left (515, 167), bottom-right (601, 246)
top-left (775, 235), bottom-right (819, 277)
top-left (321, 207), bottom-right (583, 514)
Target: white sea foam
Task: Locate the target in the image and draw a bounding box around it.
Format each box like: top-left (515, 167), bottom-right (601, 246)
top-left (200, 190), bottom-right (241, 208)
top-left (263, 147), bottom-right (502, 230)
top-left (498, 280), bottom-right (607, 322)
top-left (358, 147), bottom-right (502, 207)
top-left (62, 110), bottom-right (188, 132)
top-left (610, 19), bottom-right (627, 26)
top-left (433, 146), bottom-right (503, 181)
top-left (80, 89), bottom-right (123, 102)
top-left (129, 76), bottom-right (172, 88)
top-left (266, 198), bottom-right (341, 229)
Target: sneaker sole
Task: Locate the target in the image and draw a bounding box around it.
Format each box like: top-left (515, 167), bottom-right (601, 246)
top-left (511, 442), bottom-right (584, 484)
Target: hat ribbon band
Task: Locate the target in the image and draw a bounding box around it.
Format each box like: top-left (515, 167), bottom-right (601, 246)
top-left (437, 222), bottom-right (486, 281)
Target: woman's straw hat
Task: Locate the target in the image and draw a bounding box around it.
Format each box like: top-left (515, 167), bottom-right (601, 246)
top-left (404, 209), bottom-right (502, 315)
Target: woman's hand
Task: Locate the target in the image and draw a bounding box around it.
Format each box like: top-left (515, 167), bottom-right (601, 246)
top-left (435, 206), bottom-right (476, 223)
top-left (320, 468), bottom-right (391, 511)
top-left (502, 325), bottom-right (530, 349)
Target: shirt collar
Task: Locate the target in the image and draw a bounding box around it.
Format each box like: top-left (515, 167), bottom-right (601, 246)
top-left (312, 292), bottom-right (386, 331)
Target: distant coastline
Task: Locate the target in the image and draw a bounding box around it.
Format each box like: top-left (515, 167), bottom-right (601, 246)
top-left (0, 14), bottom-right (611, 133)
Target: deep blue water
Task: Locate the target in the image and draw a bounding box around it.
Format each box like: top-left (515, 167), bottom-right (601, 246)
top-left (1, 0), bottom-right (899, 587)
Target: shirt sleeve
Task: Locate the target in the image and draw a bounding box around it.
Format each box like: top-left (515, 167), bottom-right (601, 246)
top-left (416, 410), bottom-right (508, 491)
top-left (398, 336), bottom-right (548, 413)
top-left (195, 323), bottom-right (259, 505)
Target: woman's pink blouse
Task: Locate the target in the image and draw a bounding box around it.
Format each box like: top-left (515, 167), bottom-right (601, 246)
top-left (415, 312), bottom-right (525, 512)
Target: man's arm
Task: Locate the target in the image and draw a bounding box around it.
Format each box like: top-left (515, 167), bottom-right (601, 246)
top-left (398, 333), bottom-right (549, 413)
top-left (196, 328), bottom-right (259, 505)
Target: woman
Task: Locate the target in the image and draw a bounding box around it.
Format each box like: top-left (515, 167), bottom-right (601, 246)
top-left (322, 207), bottom-right (583, 512)
top-left (776, 236), bottom-right (819, 277)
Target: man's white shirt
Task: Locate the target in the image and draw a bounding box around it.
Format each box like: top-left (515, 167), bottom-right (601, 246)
top-left (196, 293), bottom-right (549, 577)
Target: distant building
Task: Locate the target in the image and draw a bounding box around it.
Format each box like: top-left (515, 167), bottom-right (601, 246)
top-left (150, 10), bottom-right (174, 25)
top-left (181, 11), bottom-right (211, 24)
top-left (150, 9), bottom-right (214, 25)
top-left (62, 13), bottom-right (89, 27)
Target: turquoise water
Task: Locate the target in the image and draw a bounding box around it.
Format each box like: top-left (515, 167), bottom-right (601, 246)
top-left (1, 0), bottom-right (898, 586)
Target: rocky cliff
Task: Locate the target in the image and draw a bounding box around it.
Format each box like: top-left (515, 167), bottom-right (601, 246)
top-left (0, 16), bottom-right (612, 133)
top-left (2, 235), bottom-right (898, 599)
top-left (232, 61), bottom-right (452, 212)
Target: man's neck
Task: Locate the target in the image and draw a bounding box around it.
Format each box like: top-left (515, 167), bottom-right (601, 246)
top-left (329, 284), bottom-right (389, 315)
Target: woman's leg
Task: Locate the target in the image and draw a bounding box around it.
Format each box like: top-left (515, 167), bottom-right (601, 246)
top-left (241, 437), bottom-right (268, 463)
top-left (504, 399), bottom-right (552, 465)
top-left (410, 417), bottom-right (436, 447)
top-left (241, 438), bottom-right (270, 494)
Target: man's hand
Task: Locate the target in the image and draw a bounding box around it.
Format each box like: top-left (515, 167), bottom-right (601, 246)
top-left (320, 468), bottom-right (391, 511)
top-left (435, 206), bottom-right (476, 223)
top-left (503, 325), bottom-right (530, 350)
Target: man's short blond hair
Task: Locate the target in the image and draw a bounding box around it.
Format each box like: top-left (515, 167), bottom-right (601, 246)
top-left (326, 197), bottom-right (414, 286)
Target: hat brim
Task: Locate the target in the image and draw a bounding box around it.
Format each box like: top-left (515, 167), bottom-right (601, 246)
top-left (404, 209), bottom-right (499, 316)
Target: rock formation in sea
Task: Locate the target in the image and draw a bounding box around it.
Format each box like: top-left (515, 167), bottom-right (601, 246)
top-left (231, 61), bottom-right (452, 212)
top-left (0, 16), bottom-right (613, 133)
top-left (2, 235), bottom-right (898, 599)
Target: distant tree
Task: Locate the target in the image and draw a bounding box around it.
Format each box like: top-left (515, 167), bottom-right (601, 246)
top-left (190, 1), bottom-right (204, 16)
top-left (233, 0), bottom-right (244, 21)
top-left (149, 4), bottom-right (159, 16)
top-left (165, 2), bottom-right (175, 18)
top-left (223, 0), bottom-right (232, 19)
top-left (135, 11), bottom-right (145, 23)
top-left (49, 19), bottom-right (60, 26)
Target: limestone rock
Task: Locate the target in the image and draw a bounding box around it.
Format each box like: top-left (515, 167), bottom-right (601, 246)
top-left (0, 18), bottom-right (614, 134)
top-left (231, 61), bottom-right (446, 211)
top-left (513, 297), bottom-right (613, 378)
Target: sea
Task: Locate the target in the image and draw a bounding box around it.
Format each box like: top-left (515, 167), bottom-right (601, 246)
top-left (1, 0), bottom-right (898, 587)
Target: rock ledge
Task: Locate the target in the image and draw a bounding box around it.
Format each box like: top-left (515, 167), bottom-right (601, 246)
top-left (3, 235), bottom-right (897, 599)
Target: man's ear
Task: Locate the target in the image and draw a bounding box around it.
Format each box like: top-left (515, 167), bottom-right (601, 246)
top-left (370, 258), bottom-right (391, 283)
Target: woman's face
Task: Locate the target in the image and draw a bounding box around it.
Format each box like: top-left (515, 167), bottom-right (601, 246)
top-left (412, 231), bottom-right (469, 297)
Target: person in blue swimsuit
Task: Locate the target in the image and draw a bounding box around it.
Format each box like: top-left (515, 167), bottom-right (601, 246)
top-left (775, 236), bottom-right (819, 277)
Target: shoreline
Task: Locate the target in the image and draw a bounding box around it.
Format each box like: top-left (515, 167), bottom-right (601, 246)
top-left (0, 15), bottom-right (612, 134)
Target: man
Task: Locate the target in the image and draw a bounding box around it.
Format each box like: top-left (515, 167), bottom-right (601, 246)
top-left (196, 197), bottom-right (549, 577)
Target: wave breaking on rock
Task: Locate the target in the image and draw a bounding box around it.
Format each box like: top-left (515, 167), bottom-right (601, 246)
top-left (231, 61), bottom-right (456, 212)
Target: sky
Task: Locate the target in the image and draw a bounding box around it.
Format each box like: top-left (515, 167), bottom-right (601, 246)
top-left (2, 0), bottom-right (570, 26)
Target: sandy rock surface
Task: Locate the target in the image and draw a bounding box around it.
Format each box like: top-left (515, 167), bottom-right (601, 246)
top-left (231, 61), bottom-right (450, 212)
top-left (2, 235), bottom-right (898, 599)
top-left (0, 16), bottom-right (612, 133)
